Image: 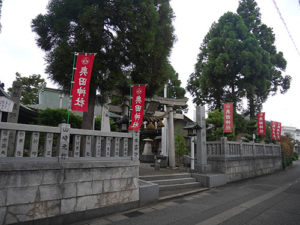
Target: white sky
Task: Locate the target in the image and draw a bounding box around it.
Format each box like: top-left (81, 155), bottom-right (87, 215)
top-left (0, 0), bottom-right (299, 128)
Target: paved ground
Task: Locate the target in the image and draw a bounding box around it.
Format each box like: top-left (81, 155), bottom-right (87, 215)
top-left (72, 161), bottom-right (300, 225)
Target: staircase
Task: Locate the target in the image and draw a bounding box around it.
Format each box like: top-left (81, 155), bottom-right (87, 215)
top-left (140, 173), bottom-right (208, 200)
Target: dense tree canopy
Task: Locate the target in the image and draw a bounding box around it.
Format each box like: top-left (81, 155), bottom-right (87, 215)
top-left (157, 63), bottom-right (185, 99)
top-left (8, 73), bottom-right (46, 105)
top-left (237, 0), bottom-right (291, 118)
top-left (187, 12), bottom-right (262, 111)
top-left (187, 0), bottom-right (291, 119)
top-left (32, 0), bottom-right (175, 129)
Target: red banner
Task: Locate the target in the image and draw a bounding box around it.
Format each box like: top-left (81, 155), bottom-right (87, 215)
top-left (128, 85), bottom-right (146, 132)
top-left (271, 121), bottom-right (281, 140)
top-left (257, 112), bottom-right (266, 135)
top-left (223, 103), bottom-right (233, 133)
top-left (71, 54), bottom-right (95, 112)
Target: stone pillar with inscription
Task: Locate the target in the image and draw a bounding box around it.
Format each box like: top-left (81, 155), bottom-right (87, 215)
top-left (195, 105), bottom-right (211, 173)
top-left (101, 96), bottom-right (111, 132)
top-left (130, 130), bottom-right (140, 160)
top-left (57, 123), bottom-right (71, 158)
top-left (7, 81), bottom-right (22, 156)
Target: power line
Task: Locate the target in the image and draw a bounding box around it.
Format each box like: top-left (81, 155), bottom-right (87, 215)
top-left (272, 0), bottom-right (300, 57)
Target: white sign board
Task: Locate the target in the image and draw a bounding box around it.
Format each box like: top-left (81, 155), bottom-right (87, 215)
top-left (0, 96), bottom-right (14, 112)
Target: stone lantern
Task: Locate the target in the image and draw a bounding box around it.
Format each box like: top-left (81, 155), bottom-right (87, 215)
top-left (184, 122), bottom-right (201, 137)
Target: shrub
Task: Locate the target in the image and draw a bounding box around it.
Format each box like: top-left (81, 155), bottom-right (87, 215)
top-left (175, 129), bottom-right (188, 165)
top-left (292, 152), bottom-right (299, 161)
top-left (280, 136), bottom-right (294, 167)
top-left (35, 108), bottom-right (82, 128)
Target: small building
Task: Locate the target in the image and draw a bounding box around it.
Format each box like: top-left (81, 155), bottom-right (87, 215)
top-left (281, 126), bottom-right (300, 142)
top-left (30, 87), bottom-right (122, 127)
top-left (0, 87), bottom-right (38, 123)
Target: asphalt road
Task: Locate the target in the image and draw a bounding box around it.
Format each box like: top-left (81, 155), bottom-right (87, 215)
top-left (73, 160), bottom-right (300, 225)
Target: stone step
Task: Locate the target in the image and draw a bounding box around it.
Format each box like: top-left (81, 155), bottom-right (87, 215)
top-left (140, 173), bottom-right (191, 181)
top-left (151, 177), bottom-right (196, 185)
top-left (159, 187), bottom-right (209, 201)
top-left (159, 182), bottom-right (201, 191)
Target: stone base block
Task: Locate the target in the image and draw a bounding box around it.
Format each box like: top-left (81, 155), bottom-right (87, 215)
top-left (192, 173), bottom-right (227, 187)
top-left (139, 180), bottom-right (159, 206)
top-left (140, 155), bottom-right (155, 163)
top-left (9, 201), bottom-right (139, 225)
top-left (195, 164), bottom-right (212, 173)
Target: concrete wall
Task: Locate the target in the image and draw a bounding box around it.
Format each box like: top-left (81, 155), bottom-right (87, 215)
top-left (0, 158), bottom-right (139, 225)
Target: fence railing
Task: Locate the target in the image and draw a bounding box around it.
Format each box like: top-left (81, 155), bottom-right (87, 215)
top-left (0, 122), bottom-right (139, 159)
top-left (207, 138), bottom-right (281, 159)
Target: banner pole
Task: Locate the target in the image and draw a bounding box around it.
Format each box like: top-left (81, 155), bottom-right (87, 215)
top-left (67, 53), bottom-right (78, 124)
top-left (129, 85), bottom-right (132, 128)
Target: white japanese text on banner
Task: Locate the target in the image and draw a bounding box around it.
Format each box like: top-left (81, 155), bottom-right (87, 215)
top-left (128, 85), bottom-right (146, 132)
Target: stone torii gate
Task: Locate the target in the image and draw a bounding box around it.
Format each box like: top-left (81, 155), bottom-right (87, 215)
top-left (145, 97), bottom-right (188, 168)
top-left (108, 96), bottom-right (188, 169)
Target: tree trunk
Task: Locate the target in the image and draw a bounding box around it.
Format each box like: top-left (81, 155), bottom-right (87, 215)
top-left (81, 84), bottom-right (96, 130)
top-left (248, 95), bottom-right (255, 120)
top-left (231, 85), bottom-right (237, 114)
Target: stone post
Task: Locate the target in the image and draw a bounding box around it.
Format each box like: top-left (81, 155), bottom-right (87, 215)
top-left (221, 137), bottom-right (228, 156)
top-left (191, 136), bottom-right (195, 170)
top-left (130, 130), bottom-right (140, 160)
top-left (71, 135), bottom-right (81, 157)
top-left (240, 142), bottom-right (243, 156)
top-left (82, 136), bottom-right (92, 157)
top-left (44, 133), bottom-right (54, 157)
top-left (161, 84), bottom-right (169, 157)
top-left (7, 81), bottom-right (22, 123)
top-left (101, 96), bottom-right (111, 132)
top-left (195, 105), bottom-right (211, 173)
top-left (122, 98), bottom-right (130, 117)
top-left (167, 105), bottom-right (176, 169)
top-left (161, 117), bottom-right (169, 157)
top-left (57, 123), bottom-right (70, 158)
top-left (7, 81), bottom-right (22, 156)
top-left (29, 132), bottom-right (40, 157)
top-left (0, 130), bottom-right (9, 157)
top-left (101, 104), bottom-right (111, 132)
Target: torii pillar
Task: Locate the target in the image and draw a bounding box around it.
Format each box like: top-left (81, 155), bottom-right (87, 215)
top-left (195, 105), bottom-right (211, 173)
top-left (167, 105), bottom-right (176, 168)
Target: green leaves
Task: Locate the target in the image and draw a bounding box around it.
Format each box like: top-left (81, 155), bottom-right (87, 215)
top-left (8, 73), bottom-right (46, 106)
top-left (32, 0), bottom-right (175, 129)
top-left (187, 0), bottom-right (291, 119)
top-left (237, 0), bottom-right (291, 118)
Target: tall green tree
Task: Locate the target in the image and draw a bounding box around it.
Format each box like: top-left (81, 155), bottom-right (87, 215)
top-left (187, 2), bottom-right (291, 118)
top-left (157, 63), bottom-right (186, 99)
top-left (8, 73), bottom-right (46, 105)
top-left (32, 0), bottom-right (175, 129)
top-left (237, 0), bottom-right (291, 118)
top-left (187, 12), bottom-right (264, 112)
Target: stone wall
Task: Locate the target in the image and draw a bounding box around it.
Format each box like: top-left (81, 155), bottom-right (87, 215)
top-left (207, 138), bottom-right (282, 183)
top-left (0, 158), bottom-right (139, 225)
top-left (208, 157), bottom-right (282, 182)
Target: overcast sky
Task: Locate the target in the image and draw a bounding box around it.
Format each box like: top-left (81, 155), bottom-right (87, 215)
top-left (0, 0), bottom-right (300, 128)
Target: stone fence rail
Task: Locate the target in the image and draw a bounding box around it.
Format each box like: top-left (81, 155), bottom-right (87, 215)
top-left (207, 140), bottom-right (281, 159)
top-left (0, 122), bottom-right (140, 225)
top-left (0, 122), bottom-right (139, 159)
top-left (206, 138), bottom-right (282, 182)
